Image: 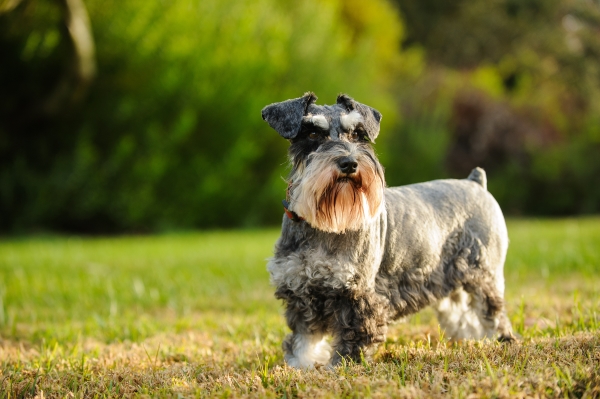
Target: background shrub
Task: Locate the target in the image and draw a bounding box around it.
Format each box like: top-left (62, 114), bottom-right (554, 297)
top-left (1, 0), bottom-right (599, 233)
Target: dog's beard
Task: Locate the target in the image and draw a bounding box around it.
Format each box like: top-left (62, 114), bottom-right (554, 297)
top-left (289, 150), bottom-right (384, 233)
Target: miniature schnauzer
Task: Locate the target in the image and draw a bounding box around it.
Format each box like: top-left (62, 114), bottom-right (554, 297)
top-left (262, 92), bottom-right (515, 368)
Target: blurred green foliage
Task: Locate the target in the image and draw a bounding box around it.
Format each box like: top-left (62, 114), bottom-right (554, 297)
top-left (0, 0), bottom-right (401, 232)
top-left (385, 0), bottom-right (600, 215)
top-left (1, 0), bottom-right (600, 233)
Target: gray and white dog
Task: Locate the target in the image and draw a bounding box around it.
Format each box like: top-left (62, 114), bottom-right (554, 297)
top-left (262, 92), bottom-right (515, 369)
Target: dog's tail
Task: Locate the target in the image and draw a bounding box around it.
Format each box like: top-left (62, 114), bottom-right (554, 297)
top-left (467, 167), bottom-right (487, 190)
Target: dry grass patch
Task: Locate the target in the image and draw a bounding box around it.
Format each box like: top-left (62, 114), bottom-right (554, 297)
top-left (1, 329), bottom-right (599, 398)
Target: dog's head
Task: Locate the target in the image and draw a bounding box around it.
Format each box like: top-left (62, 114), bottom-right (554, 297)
top-left (262, 92), bottom-right (385, 233)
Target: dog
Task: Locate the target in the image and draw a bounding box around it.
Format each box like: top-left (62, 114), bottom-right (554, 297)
top-left (261, 92), bottom-right (515, 369)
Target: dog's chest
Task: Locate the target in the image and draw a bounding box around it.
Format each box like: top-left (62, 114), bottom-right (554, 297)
top-left (268, 229), bottom-right (383, 294)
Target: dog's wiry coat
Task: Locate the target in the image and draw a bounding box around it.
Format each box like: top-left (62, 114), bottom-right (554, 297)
top-left (262, 92), bottom-right (515, 368)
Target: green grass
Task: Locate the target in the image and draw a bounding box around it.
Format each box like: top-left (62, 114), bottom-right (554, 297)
top-left (0, 218), bottom-right (599, 398)
top-left (0, 231), bottom-right (281, 343)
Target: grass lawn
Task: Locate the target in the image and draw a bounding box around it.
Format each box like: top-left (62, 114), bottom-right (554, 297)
top-left (0, 218), bottom-right (599, 398)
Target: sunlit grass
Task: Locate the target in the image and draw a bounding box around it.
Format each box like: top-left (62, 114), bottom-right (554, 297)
top-left (0, 218), bottom-right (599, 397)
top-left (0, 230), bottom-right (280, 343)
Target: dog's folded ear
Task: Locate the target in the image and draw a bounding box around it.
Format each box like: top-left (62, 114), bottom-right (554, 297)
top-left (262, 92), bottom-right (318, 139)
top-left (336, 94), bottom-right (382, 142)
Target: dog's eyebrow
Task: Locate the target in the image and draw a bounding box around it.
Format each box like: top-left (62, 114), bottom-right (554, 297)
top-left (302, 114), bottom-right (329, 131)
top-left (340, 111), bottom-right (364, 131)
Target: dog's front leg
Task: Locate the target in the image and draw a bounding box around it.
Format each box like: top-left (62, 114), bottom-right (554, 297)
top-left (330, 291), bottom-right (388, 365)
top-left (282, 330), bottom-right (331, 368)
top-left (280, 293), bottom-right (332, 368)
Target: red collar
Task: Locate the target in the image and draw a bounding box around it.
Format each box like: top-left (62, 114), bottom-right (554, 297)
top-left (282, 199), bottom-right (304, 222)
top-left (283, 182), bottom-right (304, 222)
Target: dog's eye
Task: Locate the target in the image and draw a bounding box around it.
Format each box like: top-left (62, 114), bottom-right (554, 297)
top-left (354, 128), bottom-right (370, 142)
top-left (308, 132), bottom-right (319, 140)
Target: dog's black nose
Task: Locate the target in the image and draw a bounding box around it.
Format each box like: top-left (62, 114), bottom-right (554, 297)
top-left (337, 157), bottom-right (358, 174)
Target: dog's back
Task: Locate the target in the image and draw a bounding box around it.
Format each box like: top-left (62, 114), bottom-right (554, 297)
top-left (378, 168), bottom-right (513, 340)
top-left (382, 168), bottom-right (506, 276)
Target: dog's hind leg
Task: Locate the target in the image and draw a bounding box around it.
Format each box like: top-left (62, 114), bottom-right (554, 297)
top-left (434, 229), bottom-right (516, 342)
top-left (435, 287), bottom-right (489, 340)
top-left (496, 310), bottom-right (517, 342)
top-left (463, 252), bottom-right (517, 342)
top-left (435, 281), bottom-right (515, 341)
top-left (484, 247), bottom-right (517, 342)
top-left (465, 278), bottom-right (516, 342)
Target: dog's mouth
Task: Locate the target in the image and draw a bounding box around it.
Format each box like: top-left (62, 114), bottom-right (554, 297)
top-left (336, 175), bottom-right (362, 188)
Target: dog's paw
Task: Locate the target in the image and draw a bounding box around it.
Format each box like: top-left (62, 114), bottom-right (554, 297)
top-left (312, 338), bottom-right (332, 365)
top-left (498, 331), bottom-right (520, 343)
top-left (284, 354), bottom-right (307, 369)
top-left (284, 337), bottom-right (332, 369)
top-left (285, 354), bottom-right (329, 369)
